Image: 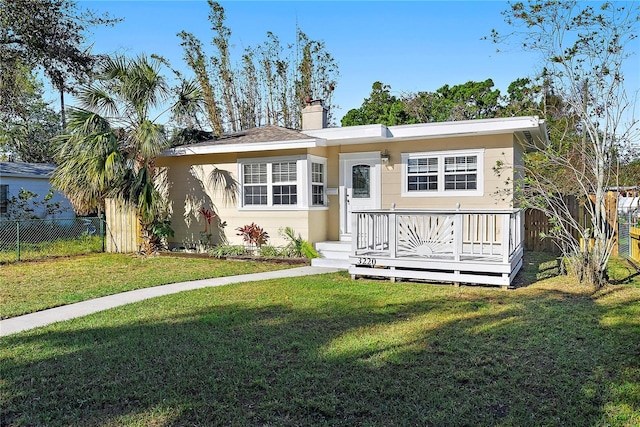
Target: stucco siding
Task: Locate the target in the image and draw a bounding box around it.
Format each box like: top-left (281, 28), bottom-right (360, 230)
top-left (159, 131), bottom-right (521, 247)
top-left (333, 133), bottom-right (515, 210)
top-left (161, 152), bottom-right (328, 249)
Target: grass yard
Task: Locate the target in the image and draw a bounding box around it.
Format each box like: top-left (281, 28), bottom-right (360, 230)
top-left (1, 253), bottom-right (639, 426)
top-left (0, 235), bottom-right (103, 263)
top-left (0, 253), bottom-right (294, 319)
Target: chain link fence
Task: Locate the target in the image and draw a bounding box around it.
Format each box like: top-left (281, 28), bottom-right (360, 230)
top-left (0, 217), bottom-right (105, 263)
top-left (618, 210), bottom-right (631, 258)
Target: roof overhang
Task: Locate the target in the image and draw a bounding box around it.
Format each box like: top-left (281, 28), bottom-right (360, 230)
top-left (0, 172), bottom-right (52, 179)
top-left (304, 116), bottom-right (548, 147)
top-left (160, 116), bottom-right (549, 157)
top-left (162, 137), bottom-right (326, 157)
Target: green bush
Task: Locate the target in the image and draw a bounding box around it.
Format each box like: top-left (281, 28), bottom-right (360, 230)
top-left (208, 244), bottom-right (247, 258)
top-left (280, 227), bottom-right (319, 258)
top-left (258, 245), bottom-right (287, 257)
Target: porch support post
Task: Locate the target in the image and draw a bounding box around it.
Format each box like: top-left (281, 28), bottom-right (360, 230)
top-left (517, 209), bottom-right (524, 253)
top-left (454, 212), bottom-right (462, 262)
top-left (389, 211), bottom-right (397, 259)
top-left (502, 213), bottom-right (510, 264)
top-left (351, 212), bottom-right (358, 256)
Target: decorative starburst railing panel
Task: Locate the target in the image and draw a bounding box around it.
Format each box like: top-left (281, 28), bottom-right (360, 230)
top-left (352, 209), bottom-right (523, 263)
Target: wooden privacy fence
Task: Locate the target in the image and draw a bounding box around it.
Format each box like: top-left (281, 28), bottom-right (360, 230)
top-left (523, 196), bottom-right (581, 253)
top-left (630, 226), bottom-right (640, 263)
top-left (523, 192), bottom-right (622, 255)
top-left (104, 198), bottom-right (140, 253)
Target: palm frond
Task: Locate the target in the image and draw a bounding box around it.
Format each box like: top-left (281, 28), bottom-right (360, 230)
top-left (75, 85), bottom-right (119, 117)
top-left (133, 120), bottom-right (169, 160)
top-left (206, 167), bottom-right (239, 206)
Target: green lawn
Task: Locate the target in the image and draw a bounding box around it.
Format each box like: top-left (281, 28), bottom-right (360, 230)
top-left (1, 253), bottom-right (638, 426)
top-left (0, 235), bottom-right (103, 263)
top-left (0, 253), bottom-right (294, 319)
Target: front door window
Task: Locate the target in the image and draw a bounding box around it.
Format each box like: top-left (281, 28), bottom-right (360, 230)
top-left (352, 164), bottom-right (370, 198)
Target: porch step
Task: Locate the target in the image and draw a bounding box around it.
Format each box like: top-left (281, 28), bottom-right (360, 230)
top-left (312, 241), bottom-right (351, 270)
top-left (311, 257), bottom-right (351, 269)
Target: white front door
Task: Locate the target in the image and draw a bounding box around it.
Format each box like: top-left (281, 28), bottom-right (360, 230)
top-left (339, 152), bottom-right (382, 239)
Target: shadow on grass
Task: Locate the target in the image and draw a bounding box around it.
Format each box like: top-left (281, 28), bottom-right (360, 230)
top-left (607, 257), bottom-right (640, 286)
top-left (512, 251), bottom-right (561, 288)
top-left (1, 275), bottom-right (639, 426)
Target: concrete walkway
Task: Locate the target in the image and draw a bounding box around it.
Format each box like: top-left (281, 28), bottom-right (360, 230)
top-left (1, 266), bottom-right (340, 337)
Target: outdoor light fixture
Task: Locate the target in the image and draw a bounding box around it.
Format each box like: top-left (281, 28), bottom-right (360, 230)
top-left (381, 150), bottom-right (391, 165)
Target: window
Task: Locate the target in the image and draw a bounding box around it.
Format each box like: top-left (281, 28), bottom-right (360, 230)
top-left (444, 156), bottom-right (477, 190)
top-left (243, 163), bottom-right (267, 205)
top-left (407, 157), bottom-right (438, 191)
top-left (239, 156), bottom-right (326, 209)
top-left (402, 150), bottom-right (483, 197)
top-left (311, 162), bottom-right (325, 206)
top-left (272, 161), bottom-right (297, 205)
top-left (0, 185), bottom-right (7, 215)
top-left (351, 164), bottom-right (371, 198)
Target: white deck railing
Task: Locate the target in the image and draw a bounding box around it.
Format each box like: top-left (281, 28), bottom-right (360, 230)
top-left (352, 209), bottom-right (523, 264)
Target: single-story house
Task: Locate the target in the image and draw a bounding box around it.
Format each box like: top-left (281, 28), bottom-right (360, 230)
top-left (0, 162), bottom-right (74, 220)
top-left (157, 101), bottom-right (548, 287)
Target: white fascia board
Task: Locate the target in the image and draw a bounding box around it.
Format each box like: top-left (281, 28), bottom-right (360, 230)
top-left (388, 116), bottom-right (543, 139)
top-left (301, 117), bottom-right (546, 146)
top-left (162, 138), bottom-right (325, 157)
top-left (0, 173), bottom-right (51, 179)
top-left (302, 124), bottom-right (391, 141)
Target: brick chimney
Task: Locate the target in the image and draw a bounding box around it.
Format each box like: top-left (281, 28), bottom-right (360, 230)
top-left (301, 99), bottom-right (328, 130)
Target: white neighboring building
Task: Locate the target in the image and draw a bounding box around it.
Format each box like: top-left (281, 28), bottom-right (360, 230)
top-left (619, 195), bottom-right (639, 216)
top-left (0, 162), bottom-right (75, 220)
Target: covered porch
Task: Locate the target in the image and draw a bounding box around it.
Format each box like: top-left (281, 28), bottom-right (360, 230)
top-left (346, 208), bottom-right (524, 287)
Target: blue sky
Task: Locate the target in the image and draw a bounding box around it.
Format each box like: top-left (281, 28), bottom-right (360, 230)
top-left (77, 0), bottom-right (639, 125)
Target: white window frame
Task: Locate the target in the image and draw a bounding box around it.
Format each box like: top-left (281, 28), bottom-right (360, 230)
top-left (242, 162), bottom-right (268, 206)
top-left (309, 155), bottom-right (327, 208)
top-left (401, 149), bottom-right (484, 197)
top-left (238, 155), bottom-right (327, 210)
top-left (271, 160), bottom-right (298, 206)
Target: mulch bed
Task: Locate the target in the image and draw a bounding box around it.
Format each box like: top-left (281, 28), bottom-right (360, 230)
top-left (159, 251), bottom-right (310, 265)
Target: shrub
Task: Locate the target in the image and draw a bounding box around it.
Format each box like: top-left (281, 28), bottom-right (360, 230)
top-left (258, 245), bottom-right (286, 257)
top-left (280, 227), bottom-right (319, 258)
top-left (208, 244), bottom-right (247, 258)
top-left (236, 223), bottom-right (269, 248)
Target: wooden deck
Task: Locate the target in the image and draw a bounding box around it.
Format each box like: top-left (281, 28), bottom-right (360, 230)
top-left (349, 209), bottom-right (524, 287)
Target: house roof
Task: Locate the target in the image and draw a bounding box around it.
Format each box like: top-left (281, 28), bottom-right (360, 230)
top-left (166, 125), bottom-right (319, 156)
top-left (188, 125), bottom-right (315, 146)
top-left (0, 162), bottom-right (56, 179)
top-left (161, 116), bottom-right (549, 157)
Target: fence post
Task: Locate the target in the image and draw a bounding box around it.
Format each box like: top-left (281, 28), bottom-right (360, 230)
top-left (100, 214), bottom-right (105, 252)
top-left (16, 220), bottom-right (20, 261)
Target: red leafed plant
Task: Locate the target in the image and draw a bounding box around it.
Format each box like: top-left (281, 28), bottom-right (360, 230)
top-left (236, 223), bottom-right (269, 248)
top-left (199, 208), bottom-right (216, 233)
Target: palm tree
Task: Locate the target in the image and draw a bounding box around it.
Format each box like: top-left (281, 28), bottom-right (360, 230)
top-left (53, 54), bottom-right (195, 253)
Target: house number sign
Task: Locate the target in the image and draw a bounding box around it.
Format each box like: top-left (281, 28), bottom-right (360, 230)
top-left (357, 257), bottom-right (376, 266)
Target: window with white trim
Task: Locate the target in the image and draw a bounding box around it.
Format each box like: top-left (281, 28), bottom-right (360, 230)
top-left (444, 155), bottom-right (477, 190)
top-left (311, 162), bottom-right (325, 206)
top-left (272, 161), bottom-right (297, 205)
top-left (239, 156), bottom-right (327, 209)
top-left (407, 157), bottom-right (438, 191)
top-left (402, 150), bottom-right (483, 197)
top-left (243, 163), bottom-right (268, 205)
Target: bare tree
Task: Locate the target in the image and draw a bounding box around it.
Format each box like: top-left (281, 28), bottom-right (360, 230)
top-left (491, 1), bottom-right (640, 287)
top-left (208, 0), bottom-right (238, 132)
top-left (177, 2), bottom-right (339, 132)
top-left (178, 30), bottom-right (223, 136)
